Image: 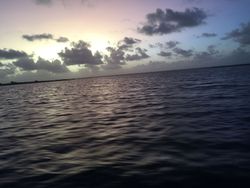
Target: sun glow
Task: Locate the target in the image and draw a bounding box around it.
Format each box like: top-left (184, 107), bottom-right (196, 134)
top-left (90, 39), bottom-right (109, 53)
top-left (34, 44), bottom-right (66, 61)
top-left (83, 34), bottom-right (110, 54)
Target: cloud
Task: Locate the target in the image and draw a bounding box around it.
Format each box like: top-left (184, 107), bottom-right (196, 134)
top-left (23, 33), bottom-right (54, 41)
top-left (194, 45), bottom-right (219, 60)
top-left (13, 58), bottom-right (37, 70)
top-left (36, 58), bottom-right (69, 73)
top-left (158, 51), bottom-right (172, 57)
top-left (0, 49), bottom-right (30, 60)
top-left (34, 0), bottom-right (98, 7)
top-left (222, 22), bottom-right (250, 46)
top-left (123, 37), bottom-right (141, 45)
top-left (34, 0), bottom-right (52, 6)
top-left (13, 57), bottom-right (69, 73)
top-left (138, 7), bottom-right (207, 35)
top-left (58, 40), bottom-right (103, 67)
top-left (149, 41), bottom-right (180, 50)
top-left (173, 47), bottom-right (193, 57)
top-left (0, 64), bottom-right (16, 79)
top-left (165, 41), bottom-right (180, 49)
top-left (118, 37), bottom-right (141, 50)
top-left (22, 33), bottom-right (69, 43)
top-left (103, 47), bottom-right (126, 69)
top-left (103, 37), bottom-right (143, 69)
top-left (198, 33), bottom-right (217, 38)
top-left (56, 37), bottom-right (69, 43)
top-left (125, 47), bottom-right (150, 61)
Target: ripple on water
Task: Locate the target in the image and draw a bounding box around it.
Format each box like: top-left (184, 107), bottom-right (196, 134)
top-left (1, 65), bottom-right (250, 187)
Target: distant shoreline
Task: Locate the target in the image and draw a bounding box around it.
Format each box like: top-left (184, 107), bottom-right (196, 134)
top-left (1, 63), bottom-right (249, 87)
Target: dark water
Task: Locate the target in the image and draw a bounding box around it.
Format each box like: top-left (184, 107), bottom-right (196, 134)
top-left (1, 65), bottom-right (250, 188)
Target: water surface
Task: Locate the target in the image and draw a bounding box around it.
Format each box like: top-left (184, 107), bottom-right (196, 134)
top-left (1, 65), bottom-right (250, 187)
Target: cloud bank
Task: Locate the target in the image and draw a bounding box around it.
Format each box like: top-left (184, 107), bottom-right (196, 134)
top-left (0, 49), bottom-right (30, 60)
top-left (13, 57), bottom-right (69, 73)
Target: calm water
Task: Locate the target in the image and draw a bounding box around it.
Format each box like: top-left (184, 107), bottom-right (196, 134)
top-left (1, 65), bottom-right (250, 187)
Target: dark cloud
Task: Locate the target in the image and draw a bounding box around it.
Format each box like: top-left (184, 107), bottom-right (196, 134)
top-left (123, 37), bottom-right (141, 45)
top-left (36, 58), bottom-right (69, 73)
top-left (103, 37), bottom-right (143, 69)
top-left (165, 41), bottom-right (180, 49)
top-left (0, 62), bottom-right (3, 67)
top-left (22, 33), bottom-right (68, 43)
top-left (0, 49), bottom-right (30, 60)
top-left (118, 37), bottom-right (141, 50)
top-left (138, 7), bottom-right (207, 35)
top-left (103, 47), bottom-right (126, 69)
top-left (173, 47), bottom-right (193, 57)
top-left (158, 51), bottom-right (172, 57)
top-left (58, 40), bottom-right (103, 67)
top-left (222, 22), bottom-right (250, 46)
top-left (23, 33), bottom-right (54, 41)
top-left (125, 47), bottom-right (150, 61)
top-left (13, 57), bottom-right (69, 73)
top-left (56, 37), bottom-right (69, 43)
top-left (199, 33), bottom-right (217, 38)
top-left (13, 58), bottom-right (37, 70)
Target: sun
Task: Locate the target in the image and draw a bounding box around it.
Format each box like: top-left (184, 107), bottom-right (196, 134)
top-left (34, 44), bottom-right (66, 60)
top-left (89, 38), bottom-right (109, 53)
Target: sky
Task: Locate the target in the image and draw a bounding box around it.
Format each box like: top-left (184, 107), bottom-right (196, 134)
top-left (0, 0), bottom-right (250, 83)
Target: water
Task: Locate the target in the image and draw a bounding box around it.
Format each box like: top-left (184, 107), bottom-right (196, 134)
top-left (1, 65), bottom-right (250, 187)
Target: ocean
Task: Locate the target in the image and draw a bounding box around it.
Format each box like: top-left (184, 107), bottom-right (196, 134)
top-left (1, 65), bottom-right (250, 187)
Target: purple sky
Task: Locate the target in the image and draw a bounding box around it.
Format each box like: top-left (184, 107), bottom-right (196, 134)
top-left (0, 0), bottom-right (250, 82)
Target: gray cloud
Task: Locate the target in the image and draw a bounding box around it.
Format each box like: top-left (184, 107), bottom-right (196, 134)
top-left (34, 0), bottom-right (52, 5)
top-left (13, 57), bottom-right (69, 73)
top-left (125, 47), bottom-right (150, 61)
top-left (23, 33), bottom-right (54, 41)
top-left (34, 0), bottom-right (98, 7)
top-left (223, 22), bottom-right (250, 46)
top-left (23, 33), bottom-right (69, 43)
top-left (58, 40), bottom-right (103, 67)
top-left (138, 7), bottom-right (207, 35)
top-left (36, 58), bottom-right (69, 73)
top-left (0, 49), bottom-right (30, 60)
top-left (118, 37), bottom-right (141, 50)
top-left (199, 32), bottom-right (217, 38)
top-left (123, 37), bottom-right (141, 45)
top-left (158, 51), bottom-right (172, 57)
top-left (194, 45), bottom-right (219, 60)
top-left (149, 41), bottom-right (180, 50)
top-left (131, 48), bottom-right (250, 74)
top-left (103, 37), bottom-right (143, 69)
top-left (165, 41), bottom-right (180, 49)
top-left (103, 47), bottom-right (126, 69)
top-left (13, 58), bottom-right (37, 71)
top-left (0, 64), bottom-right (16, 79)
top-left (56, 37), bottom-right (69, 43)
top-left (173, 47), bottom-right (193, 57)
